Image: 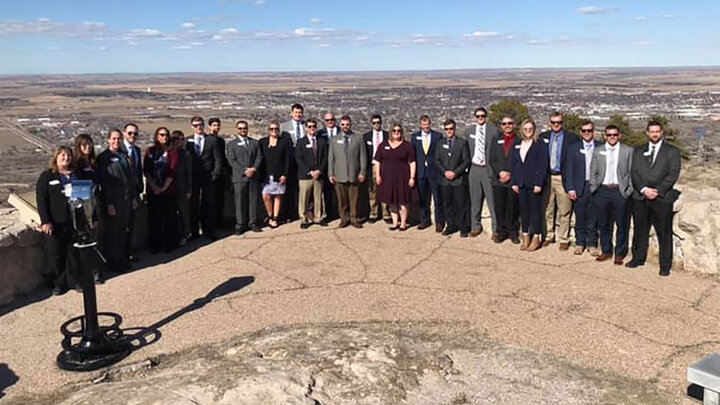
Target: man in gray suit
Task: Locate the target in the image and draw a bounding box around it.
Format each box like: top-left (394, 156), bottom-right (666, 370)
top-left (227, 120), bottom-right (263, 235)
top-left (280, 103), bottom-right (306, 146)
top-left (466, 107), bottom-right (498, 238)
top-left (328, 115), bottom-right (367, 228)
top-left (589, 125), bottom-right (634, 265)
top-left (435, 119), bottom-right (471, 237)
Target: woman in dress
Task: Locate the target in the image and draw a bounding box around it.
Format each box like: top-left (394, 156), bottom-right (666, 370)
top-left (259, 120), bottom-right (291, 228)
top-left (511, 119), bottom-right (548, 251)
top-left (374, 123), bottom-right (418, 231)
top-left (143, 127), bottom-right (180, 253)
top-left (36, 146), bottom-right (79, 295)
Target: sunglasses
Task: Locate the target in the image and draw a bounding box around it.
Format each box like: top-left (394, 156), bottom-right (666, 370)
top-left (325, 118), bottom-right (335, 122)
top-left (444, 127), bottom-right (455, 131)
top-left (157, 133), bottom-right (169, 137)
top-left (269, 127), bottom-right (279, 131)
top-left (192, 123), bottom-right (204, 127)
top-left (581, 129), bottom-right (594, 133)
top-left (126, 131), bottom-right (136, 135)
top-left (392, 129), bottom-right (402, 133)
top-left (501, 122), bottom-right (514, 126)
top-left (306, 125), bottom-right (317, 129)
top-left (372, 121), bottom-right (381, 125)
top-left (237, 127), bottom-right (248, 130)
top-left (550, 120), bottom-right (563, 125)
top-left (475, 114), bottom-right (486, 118)
top-left (605, 132), bottom-right (619, 137)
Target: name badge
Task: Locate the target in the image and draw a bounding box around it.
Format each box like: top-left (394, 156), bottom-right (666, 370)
top-left (366, 141), bottom-right (372, 145)
top-left (442, 144), bottom-right (450, 149)
top-left (579, 149), bottom-right (587, 154)
top-left (110, 157), bottom-right (119, 162)
top-left (542, 138), bottom-right (550, 143)
top-left (384, 146), bottom-right (390, 150)
top-left (336, 140), bottom-right (344, 144)
top-left (514, 144), bottom-right (522, 149)
top-left (416, 136), bottom-right (423, 140)
top-left (470, 134), bottom-right (477, 139)
top-left (599, 151), bottom-right (608, 156)
top-left (49, 179), bottom-right (60, 185)
top-left (305, 143), bottom-right (313, 149)
top-left (497, 139), bottom-right (505, 144)
top-left (642, 150), bottom-right (652, 156)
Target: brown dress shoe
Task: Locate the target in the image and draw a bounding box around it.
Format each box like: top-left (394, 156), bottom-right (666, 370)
top-left (542, 239), bottom-right (553, 247)
top-left (573, 245), bottom-right (585, 255)
top-left (520, 234), bottom-right (531, 251)
top-left (435, 224), bottom-right (444, 233)
top-left (614, 255), bottom-right (625, 265)
top-left (491, 233), bottom-right (505, 243)
top-left (470, 229), bottom-right (482, 237)
top-left (527, 235), bottom-right (542, 251)
top-left (596, 253), bottom-right (612, 262)
top-left (559, 242), bottom-right (570, 251)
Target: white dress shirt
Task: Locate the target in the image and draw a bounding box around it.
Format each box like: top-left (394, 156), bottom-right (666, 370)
top-left (472, 123), bottom-right (486, 166)
top-left (582, 141), bottom-right (594, 181)
top-left (193, 134), bottom-right (205, 154)
top-left (602, 145), bottom-right (619, 185)
top-left (648, 139), bottom-right (663, 165)
top-left (372, 130), bottom-right (383, 157)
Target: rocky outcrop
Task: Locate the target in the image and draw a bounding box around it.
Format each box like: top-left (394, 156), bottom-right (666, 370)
top-left (0, 212), bottom-right (44, 306)
top-left (673, 185), bottom-right (720, 274)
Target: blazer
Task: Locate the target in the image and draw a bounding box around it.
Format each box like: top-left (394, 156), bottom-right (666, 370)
top-left (362, 130), bottom-right (389, 173)
top-left (488, 134), bottom-right (518, 187)
top-left (564, 139), bottom-right (603, 197)
top-left (511, 141), bottom-right (549, 189)
top-left (295, 135), bottom-right (328, 179)
top-left (411, 129), bottom-right (443, 180)
top-left (36, 170), bottom-right (75, 225)
top-left (317, 126), bottom-right (339, 141)
top-left (539, 130), bottom-right (579, 185)
top-left (465, 123), bottom-right (499, 168)
top-left (589, 143), bottom-right (634, 199)
top-left (259, 136), bottom-right (291, 179)
top-left (280, 119), bottom-right (305, 146)
top-left (433, 137), bottom-right (471, 187)
top-left (97, 148), bottom-right (138, 208)
top-left (327, 131), bottom-right (367, 183)
top-left (227, 136), bottom-right (263, 183)
top-left (122, 143), bottom-right (144, 198)
top-left (630, 141), bottom-right (681, 202)
top-left (185, 134), bottom-right (223, 182)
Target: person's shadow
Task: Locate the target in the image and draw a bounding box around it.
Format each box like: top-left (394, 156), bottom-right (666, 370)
top-left (123, 276), bottom-right (254, 350)
top-left (0, 363), bottom-right (19, 399)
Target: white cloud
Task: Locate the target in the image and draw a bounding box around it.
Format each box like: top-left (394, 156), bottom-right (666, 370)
top-left (171, 45), bottom-right (191, 50)
top-left (463, 30), bottom-right (498, 38)
top-left (221, 27), bottom-right (239, 34)
top-left (576, 6), bottom-right (617, 14)
top-left (212, 34), bottom-right (224, 40)
top-left (0, 18), bottom-right (108, 38)
top-left (99, 46), bottom-right (107, 51)
top-left (310, 18), bottom-right (323, 25)
top-left (528, 39), bottom-right (550, 45)
top-left (190, 41), bottom-right (205, 46)
top-left (254, 0), bottom-right (265, 5)
top-left (315, 43), bottom-right (331, 48)
top-left (634, 16), bottom-right (648, 22)
top-left (661, 14), bottom-right (675, 19)
top-left (127, 28), bottom-right (162, 37)
top-left (635, 40), bottom-right (653, 46)
top-left (183, 22), bottom-right (196, 29)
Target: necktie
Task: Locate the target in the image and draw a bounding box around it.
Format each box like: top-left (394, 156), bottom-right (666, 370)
top-left (344, 135), bottom-right (350, 155)
top-left (375, 131), bottom-right (381, 148)
top-left (649, 145), bottom-right (656, 165)
top-left (550, 135), bottom-right (558, 170)
top-left (422, 133), bottom-right (430, 155)
top-left (311, 137), bottom-right (317, 157)
top-left (608, 147), bottom-right (616, 184)
top-left (478, 126), bottom-right (485, 165)
top-left (195, 138), bottom-right (201, 155)
top-left (295, 122), bottom-right (302, 143)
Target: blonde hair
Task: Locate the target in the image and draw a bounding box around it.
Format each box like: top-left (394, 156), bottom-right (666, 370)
top-left (520, 118), bottom-right (537, 141)
top-left (49, 146), bottom-right (75, 173)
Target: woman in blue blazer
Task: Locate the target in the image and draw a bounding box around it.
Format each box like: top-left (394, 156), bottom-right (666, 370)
top-left (511, 119), bottom-right (549, 251)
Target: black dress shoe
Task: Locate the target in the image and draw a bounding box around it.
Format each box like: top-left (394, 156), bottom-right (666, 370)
top-left (300, 222), bottom-right (312, 229)
top-left (205, 233), bottom-right (218, 241)
top-left (368, 217), bottom-right (379, 223)
top-left (399, 226), bottom-right (408, 232)
top-left (384, 218), bottom-right (393, 224)
top-left (235, 228), bottom-right (247, 235)
top-left (625, 260), bottom-right (645, 268)
top-left (388, 224), bottom-right (399, 231)
top-left (338, 221), bottom-right (350, 228)
top-left (352, 222), bottom-right (363, 229)
top-left (460, 232), bottom-right (469, 238)
top-left (317, 220), bottom-right (329, 227)
top-left (435, 224), bottom-right (445, 233)
top-left (417, 222), bottom-right (431, 230)
top-left (442, 227), bottom-right (458, 236)
top-left (252, 226), bottom-right (263, 233)
top-left (52, 286), bottom-right (68, 296)
top-left (659, 267), bottom-right (671, 277)
top-left (510, 235), bottom-right (521, 244)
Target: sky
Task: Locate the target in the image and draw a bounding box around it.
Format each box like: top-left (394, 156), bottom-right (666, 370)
top-left (0, 0), bottom-right (718, 74)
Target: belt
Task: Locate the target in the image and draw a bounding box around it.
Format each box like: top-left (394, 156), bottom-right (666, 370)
top-left (603, 184), bottom-right (619, 189)
top-left (550, 172), bottom-right (562, 176)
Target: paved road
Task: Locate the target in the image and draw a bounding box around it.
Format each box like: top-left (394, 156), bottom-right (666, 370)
top-left (1, 220), bottom-right (717, 403)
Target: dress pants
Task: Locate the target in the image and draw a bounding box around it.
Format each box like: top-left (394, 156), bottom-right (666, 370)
top-left (573, 182), bottom-right (598, 248)
top-left (213, 175), bottom-right (227, 228)
top-left (234, 180), bottom-right (260, 229)
top-left (323, 180), bottom-right (339, 221)
top-left (368, 169), bottom-right (390, 220)
top-left (519, 187), bottom-right (544, 235)
top-left (335, 181), bottom-right (360, 224)
top-left (417, 175), bottom-right (444, 226)
top-left (190, 177), bottom-right (216, 238)
top-left (469, 165), bottom-right (497, 233)
top-left (298, 178), bottom-right (324, 223)
top-left (281, 163), bottom-right (300, 222)
top-left (631, 197), bottom-right (674, 270)
top-left (440, 183), bottom-right (469, 233)
top-left (177, 193), bottom-right (191, 239)
top-left (147, 193), bottom-right (178, 253)
top-left (544, 174), bottom-right (573, 242)
top-left (594, 186), bottom-right (630, 257)
top-left (103, 198), bottom-right (131, 271)
top-left (493, 185), bottom-right (519, 238)
top-left (45, 223), bottom-right (78, 289)
top-left (124, 204), bottom-right (137, 260)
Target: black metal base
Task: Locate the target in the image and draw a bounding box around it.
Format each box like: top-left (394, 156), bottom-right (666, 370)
top-left (57, 312), bottom-right (131, 372)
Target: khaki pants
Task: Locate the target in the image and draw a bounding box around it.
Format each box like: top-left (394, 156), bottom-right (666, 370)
top-left (368, 170), bottom-right (390, 220)
top-left (544, 174), bottom-right (573, 243)
top-left (335, 182), bottom-right (360, 223)
top-left (298, 178), bottom-right (324, 222)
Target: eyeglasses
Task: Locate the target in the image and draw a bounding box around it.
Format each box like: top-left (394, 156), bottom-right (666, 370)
top-left (192, 123), bottom-right (204, 127)
top-left (605, 132), bottom-right (619, 137)
top-left (391, 129), bottom-right (402, 133)
top-left (475, 114), bottom-right (486, 118)
top-left (269, 127), bottom-right (279, 131)
top-left (306, 125), bottom-right (317, 129)
top-left (340, 123), bottom-right (350, 127)
top-left (237, 127), bottom-right (248, 130)
top-left (371, 121), bottom-right (381, 125)
top-left (501, 122), bottom-right (514, 126)
top-left (444, 127), bottom-right (455, 131)
top-left (550, 120), bottom-right (563, 125)
top-left (126, 131), bottom-right (136, 135)
top-left (580, 129), bottom-right (594, 133)
top-left (325, 118), bottom-right (335, 122)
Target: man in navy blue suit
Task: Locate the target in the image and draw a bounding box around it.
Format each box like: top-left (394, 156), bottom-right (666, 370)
top-left (564, 119), bottom-right (602, 256)
top-left (411, 115), bottom-right (444, 232)
top-left (122, 123), bottom-right (143, 263)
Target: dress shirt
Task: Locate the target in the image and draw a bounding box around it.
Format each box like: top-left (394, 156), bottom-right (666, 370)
top-left (520, 141), bottom-right (531, 162)
top-left (582, 140), bottom-right (595, 181)
top-left (648, 139), bottom-right (663, 165)
top-left (193, 134), bottom-right (205, 154)
top-left (326, 126), bottom-right (337, 138)
top-left (372, 130), bottom-right (383, 158)
top-left (602, 144), bottom-right (619, 185)
top-left (421, 131), bottom-right (431, 155)
top-left (472, 123), bottom-right (486, 166)
top-left (549, 131), bottom-right (564, 172)
top-left (293, 120), bottom-right (305, 143)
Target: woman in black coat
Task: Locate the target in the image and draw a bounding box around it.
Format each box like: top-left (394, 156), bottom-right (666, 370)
top-left (36, 146), bottom-right (80, 295)
top-left (259, 121), bottom-right (291, 228)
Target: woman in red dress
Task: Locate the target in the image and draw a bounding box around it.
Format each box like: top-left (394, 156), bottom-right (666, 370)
top-left (374, 124), bottom-right (418, 231)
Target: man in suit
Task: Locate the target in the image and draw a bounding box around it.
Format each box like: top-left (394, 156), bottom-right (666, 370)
top-left (411, 115), bottom-right (444, 232)
top-left (565, 119), bottom-right (602, 256)
top-left (434, 119), bottom-right (471, 237)
top-left (121, 123), bottom-right (143, 262)
top-left (328, 115), bottom-right (367, 228)
top-left (317, 111), bottom-right (339, 221)
top-left (590, 125), bottom-right (634, 265)
top-left (362, 114), bottom-right (390, 223)
top-left (626, 121), bottom-right (681, 276)
top-left (227, 120), bottom-right (263, 234)
top-left (540, 111), bottom-right (579, 250)
top-left (98, 128), bottom-right (139, 272)
top-left (466, 107), bottom-right (499, 238)
top-left (280, 103), bottom-right (305, 222)
top-left (185, 116), bottom-right (223, 240)
top-left (296, 119), bottom-right (329, 228)
top-left (488, 115), bottom-right (520, 244)
top-left (208, 117), bottom-right (229, 229)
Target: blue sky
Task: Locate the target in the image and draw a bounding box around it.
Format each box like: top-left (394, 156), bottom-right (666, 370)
top-left (0, 0), bottom-right (717, 74)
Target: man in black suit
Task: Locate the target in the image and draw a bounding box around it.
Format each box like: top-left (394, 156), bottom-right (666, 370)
top-left (208, 117), bottom-right (229, 229)
top-left (296, 119), bottom-right (329, 228)
top-left (626, 121), bottom-right (681, 276)
top-left (362, 114), bottom-right (390, 223)
top-left (488, 115), bottom-right (520, 244)
top-left (227, 120), bottom-right (263, 234)
top-left (540, 111), bottom-right (579, 250)
top-left (279, 103), bottom-right (304, 222)
top-left (564, 119), bottom-right (602, 256)
top-left (317, 111), bottom-right (339, 140)
top-left (434, 119), bottom-right (471, 237)
top-left (185, 116), bottom-right (223, 240)
top-left (122, 123), bottom-right (143, 262)
top-left (411, 115), bottom-right (444, 232)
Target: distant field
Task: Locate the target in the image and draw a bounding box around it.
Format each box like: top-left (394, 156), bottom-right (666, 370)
top-left (0, 129), bottom-right (31, 149)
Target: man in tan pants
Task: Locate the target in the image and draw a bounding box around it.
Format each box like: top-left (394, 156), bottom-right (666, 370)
top-left (363, 114), bottom-right (390, 223)
top-left (539, 112), bottom-right (579, 250)
top-left (296, 119), bottom-right (329, 228)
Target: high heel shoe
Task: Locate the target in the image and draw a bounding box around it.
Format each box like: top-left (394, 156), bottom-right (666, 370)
top-left (269, 216), bottom-right (279, 228)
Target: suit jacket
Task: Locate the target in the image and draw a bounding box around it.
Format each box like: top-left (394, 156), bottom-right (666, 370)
top-left (36, 169), bottom-right (75, 225)
top-left (539, 130), bottom-right (579, 188)
top-left (259, 135), bottom-right (291, 179)
top-left (185, 134), bottom-right (223, 183)
top-left (488, 134), bottom-right (518, 187)
top-left (465, 124), bottom-right (499, 170)
top-left (511, 141), bottom-right (549, 189)
top-left (411, 129), bottom-right (443, 180)
top-left (564, 139), bottom-right (603, 197)
top-left (295, 135), bottom-right (328, 179)
top-left (97, 148), bottom-right (138, 207)
top-left (280, 119), bottom-right (306, 146)
top-left (362, 130), bottom-right (389, 173)
top-left (630, 141), bottom-right (681, 202)
top-left (433, 137), bottom-right (471, 187)
top-left (213, 135), bottom-right (229, 178)
top-left (122, 143), bottom-right (143, 198)
top-left (317, 126), bottom-right (339, 141)
top-left (589, 143), bottom-right (634, 199)
top-left (227, 136), bottom-right (263, 183)
top-left (328, 131), bottom-right (367, 183)
top-left (174, 147), bottom-right (193, 194)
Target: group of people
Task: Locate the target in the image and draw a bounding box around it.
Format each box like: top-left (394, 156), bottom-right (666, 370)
top-left (36, 104), bottom-right (681, 294)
